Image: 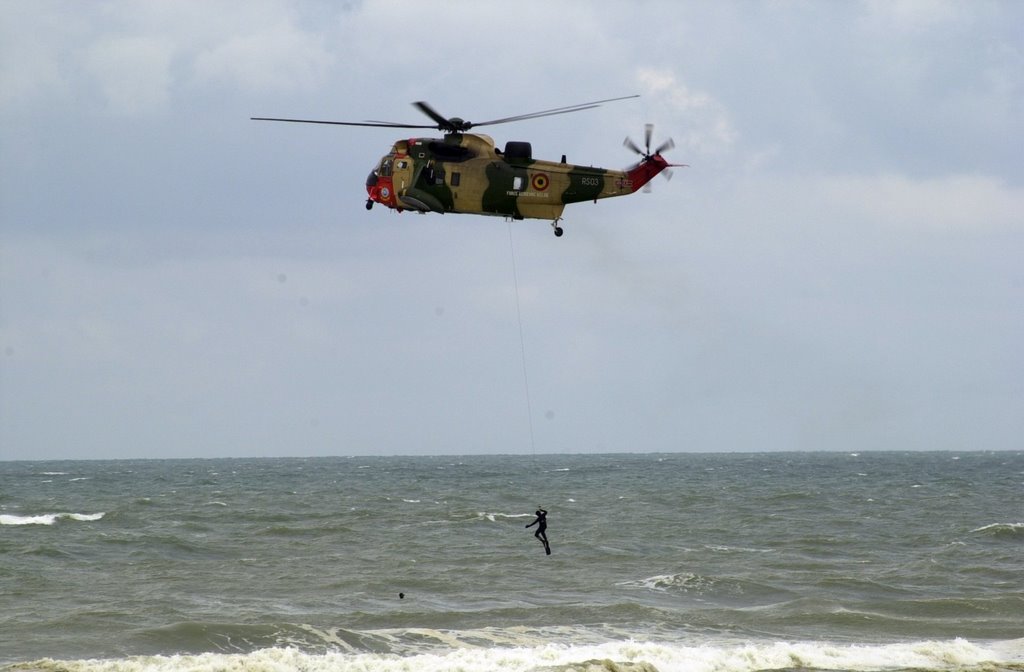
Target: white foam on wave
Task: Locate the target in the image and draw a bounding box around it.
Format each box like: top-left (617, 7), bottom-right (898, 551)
top-left (704, 544), bottom-right (773, 554)
top-left (12, 637), bottom-right (1018, 672)
top-left (972, 522), bottom-right (1024, 534)
top-left (618, 573), bottom-right (707, 592)
top-left (0, 512), bottom-right (105, 526)
top-left (475, 511), bottom-right (532, 522)
top-left (615, 572), bottom-right (762, 598)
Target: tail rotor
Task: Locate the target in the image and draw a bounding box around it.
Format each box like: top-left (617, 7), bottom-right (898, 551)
top-left (624, 124), bottom-right (681, 191)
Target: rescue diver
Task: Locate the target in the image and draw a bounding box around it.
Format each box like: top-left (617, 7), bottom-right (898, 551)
top-left (526, 508), bottom-right (550, 555)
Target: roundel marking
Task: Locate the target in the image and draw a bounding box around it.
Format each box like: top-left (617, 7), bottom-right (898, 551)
top-left (380, 187), bottom-right (391, 199)
top-left (531, 173), bottom-right (549, 192)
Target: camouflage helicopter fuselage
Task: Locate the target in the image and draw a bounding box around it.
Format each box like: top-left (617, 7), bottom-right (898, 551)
top-left (365, 132), bottom-right (671, 226)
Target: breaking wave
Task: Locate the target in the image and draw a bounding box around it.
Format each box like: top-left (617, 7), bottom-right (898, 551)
top-left (0, 512), bottom-right (105, 526)
top-left (5, 636), bottom-right (1022, 672)
top-left (971, 522), bottom-right (1024, 538)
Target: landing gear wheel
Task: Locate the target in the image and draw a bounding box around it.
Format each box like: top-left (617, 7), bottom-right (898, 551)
top-left (553, 226), bottom-right (564, 237)
top-left (365, 199), bottom-right (374, 210)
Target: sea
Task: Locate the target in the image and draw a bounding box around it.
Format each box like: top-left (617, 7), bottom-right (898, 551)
top-left (1, 452), bottom-right (1021, 672)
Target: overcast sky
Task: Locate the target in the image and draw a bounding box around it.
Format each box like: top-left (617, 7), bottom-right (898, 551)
top-left (1, 0), bottom-right (1021, 460)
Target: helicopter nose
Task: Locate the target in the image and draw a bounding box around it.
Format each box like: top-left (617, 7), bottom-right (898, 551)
top-left (365, 173), bottom-right (395, 207)
top-left (365, 171), bottom-right (385, 203)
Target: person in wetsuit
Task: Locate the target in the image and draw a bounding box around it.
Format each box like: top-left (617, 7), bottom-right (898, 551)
top-left (526, 509), bottom-right (550, 555)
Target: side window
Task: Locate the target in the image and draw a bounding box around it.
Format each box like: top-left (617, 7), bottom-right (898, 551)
top-left (513, 176), bottom-right (523, 191)
top-left (451, 172), bottom-right (461, 187)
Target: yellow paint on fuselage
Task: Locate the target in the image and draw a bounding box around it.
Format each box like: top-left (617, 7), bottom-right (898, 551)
top-left (378, 133), bottom-right (636, 221)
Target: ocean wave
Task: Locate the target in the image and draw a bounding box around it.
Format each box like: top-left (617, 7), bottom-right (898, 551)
top-left (703, 544), bottom-right (774, 554)
top-left (474, 511), bottom-right (533, 522)
top-left (971, 522), bottom-right (1024, 537)
top-left (0, 512), bottom-right (105, 526)
top-left (617, 572), bottom-right (752, 595)
top-left (618, 573), bottom-right (710, 593)
top-left (615, 573), bottom-right (796, 607)
top-left (5, 637), bottom-right (1020, 672)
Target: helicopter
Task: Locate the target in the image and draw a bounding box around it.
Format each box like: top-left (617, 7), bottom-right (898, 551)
top-left (251, 95), bottom-right (683, 237)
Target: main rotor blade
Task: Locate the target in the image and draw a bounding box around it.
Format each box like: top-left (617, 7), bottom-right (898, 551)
top-left (655, 137), bottom-right (675, 154)
top-left (471, 94), bottom-right (639, 127)
top-left (251, 117), bottom-right (435, 129)
top-left (472, 104), bottom-right (598, 127)
top-left (623, 136), bottom-right (644, 155)
top-left (644, 124), bottom-right (654, 154)
top-left (412, 101), bottom-right (455, 130)
top-left (254, 95), bottom-right (640, 133)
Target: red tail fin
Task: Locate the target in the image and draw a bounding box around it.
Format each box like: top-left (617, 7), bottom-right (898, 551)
top-left (626, 155), bottom-right (671, 193)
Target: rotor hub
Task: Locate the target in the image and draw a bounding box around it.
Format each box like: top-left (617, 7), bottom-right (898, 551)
top-left (446, 117), bottom-right (470, 132)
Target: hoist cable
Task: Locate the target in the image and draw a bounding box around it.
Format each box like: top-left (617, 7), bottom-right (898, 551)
top-left (507, 221), bottom-right (537, 457)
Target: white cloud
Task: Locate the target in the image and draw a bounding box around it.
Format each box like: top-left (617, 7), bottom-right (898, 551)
top-left (815, 174), bottom-right (1024, 233)
top-left (84, 36), bottom-right (175, 115)
top-left (0, 4), bottom-right (79, 109)
top-left (636, 67), bottom-right (737, 158)
top-left (194, 26), bottom-right (333, 94)
top-left (862, 0), bottom-right (968, 32)
top-left (0, 40), bottom-right (62, 109)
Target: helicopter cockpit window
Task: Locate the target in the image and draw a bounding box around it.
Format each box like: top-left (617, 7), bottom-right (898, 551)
top-left (378, 158), bottom-right (393, 177)
top-left (397, 160), bottom-right (408, 170)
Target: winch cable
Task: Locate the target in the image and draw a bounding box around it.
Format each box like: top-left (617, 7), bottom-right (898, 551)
top-left (507, 221), bottom-right (537, 461)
